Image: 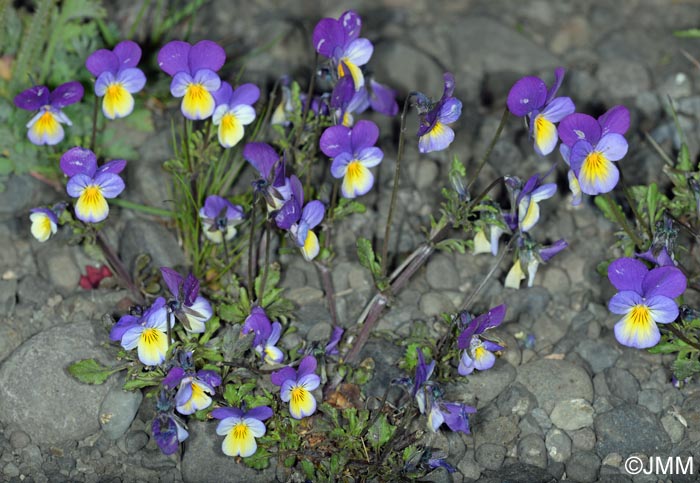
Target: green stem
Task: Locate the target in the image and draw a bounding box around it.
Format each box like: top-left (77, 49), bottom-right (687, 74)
top-left (90, 94), bottom-right (99, 152)
top-left (183, 117), bottom-right (191, 171)
top-left (293, 54), bottom-right (319, 155)
top-left (467, 107), bottom-right (510, 192)
top-left (602, 193), bottom-right (645, 249)
top-left (247, 198), bottom-right (258, 302)
top-left (110, 198), bottom-right (174, 217)
top-left (618, 167), bottom-right (652, 242)
top-left (466, 176), bottom-right (504, 213)
top-left (380, 94), bottom-right (413, 277)
top-left (258, 221), bottom-right (272, 304)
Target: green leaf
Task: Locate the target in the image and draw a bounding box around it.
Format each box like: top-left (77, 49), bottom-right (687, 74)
top-left (647, 182), bottom-right (659, 226)
top-left (672, 358), bottom-right (700, 380)
top-left (242, 448), bottom-right (271, 470)
top-left (674, 28), bottom-right (700, 38)
top-left (300, 458), bottom-right (315, 479)
top-left (122, 376), bottom-right (160, 391)
top-left (199, 316), bottom-right (220, 345)
top-left (223, 384), bottom-right (238, 405)
top-left (219, 303), bottom-right (244, 323)
top-left (435, 238), bottom-right (467, 254)
top-left (334, 198), bottom-right (366, 220)
top-left (367, 413), bottom-right (396, 451)
top-left (284, 455), bottom-right (296, 467)
top-left (678, 143), bottom-right (692, 171)
top-left (594, 195), bottom-right (621, 225)
top-left (67, 359), bottom-right (119, 385)
top-left (357, 237), bottom-right (381, 278)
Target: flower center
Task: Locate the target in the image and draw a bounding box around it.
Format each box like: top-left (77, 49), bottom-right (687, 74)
top-left (141, 328), bottom-right (161, 344)
top-left (628, 304), bottom-right (652, 327)
top-left (82, 185), bottom-right (103, 205)
top-left (232, 422), bottom-right (250, 440)
top-left (186, 83), bottom-right (207, 102)
top-left (346, 160), bottom-right (363, 180)
top-left (291, 386), bottom-right (308, 404)
top-left (106, 83), bottom-right (125, 103)
top-left (581, 151), bottom-right (608, 180)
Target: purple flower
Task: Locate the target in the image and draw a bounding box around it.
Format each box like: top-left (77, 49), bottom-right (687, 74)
top-left (199, 195), bottom-right (244, 244)
top-left (608, 257), bottom-right (686, 348)
top-left (14, 82), bottom-right (84, 145)
top-left (416, 73), bottom-right (462, 153)
top-left (61, 147), bottom-right (125, 223)
top-left (516, 174), bottom-right (557, 232)
top-left (428, 401), bottom-right (476, 434)
top-left (558, 106), bottom-right (630, 201)
top-left (152, 390), bottom-right (188, 455)
top-left (242, 142), bottom-right (293, 211)
top-left (313, 10), bottom-right (373, 90)
top-left (120, 298), bottom-right (171, 366)
top-left (167, 368), bottom-right (221, 415)
top-left (86, 40), bottom-right (146, 119)
top-left (157, 40), bottom-right (226, 120)
top-left (160, 268), bottom-right (213, 333)
top-left (505, 239), bottom-right (568, 289)
top-left (274, 176), bottom-right (325, 261)
top-left (330, 76), bottom-right (398, 126)
top-left (412, 348), bottom-right (436, 414)
top-left (507, 68), bottom-right (575, 156)
top-left (320, 120), bottom-right (383, 198)
top-left (29, 207), bottom-right (58, 242)
top-left (270, 355), bottom-right (320, 419)
top-left (212, 82), bottom-right (260, 148)
top-left (637, 247), bottom-right (675, 268)
top-left (241, 307), bottom-right (284, 364)
top-left (212, 405), bottom-right (273, 458)
top-left (457, 305), bottom-right (506, 375)
top-left (325, 326), bottom-right (344, 356)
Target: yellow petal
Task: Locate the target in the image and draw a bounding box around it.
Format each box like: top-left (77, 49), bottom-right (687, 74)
top-left (103, 83), bottom-right (134, 119)
top-left (75, 185), bottom-right (109, 223)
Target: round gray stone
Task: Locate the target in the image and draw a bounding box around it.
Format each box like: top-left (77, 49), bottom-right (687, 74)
top-left (0, 321), bottom-right (118, 444)
top-left (550, 399), bottom-right (594, 431)
top-left (566, 451), bottom-right (600, 483)
top-left (545, 428), bottom-right (572, 463)
top-left (425, 254), bottom-right (460, 291)
top-left (99, 377), bottom-right (143, 440)
top-left (9, 430), bottom-right (30, 450)
top-left (518, 434), bottom-right (547, 468)
top-left (605, 368), bottom-right (640, 404)
top-left (119, 218), bottom-right (186, 274)
top-left (516, 359), bottom-right (593, 413)
top-left (594, 404), bottom-right (670, 457)
top-left (496, 382), bottom-right (537, 417)
top-left (446, 359), bottom-right (516, 408)
top-left (124, 430), bottom-right (149, 454)
top-left (475, 443), bottom-right (506, 471)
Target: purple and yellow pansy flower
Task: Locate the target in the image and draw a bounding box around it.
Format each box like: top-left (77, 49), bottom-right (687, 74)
top-left (60, 147), bottom-right (126, 224)
top-left (160, 268), bottom-right (213, 333)
top-left (516, 174), bottom-right (557, 233)
top-left (271, 355), bottom-right (320, 419)
top-left (275, 176), bottom-right (325, 261)
top-left (417, 73), bottom-right (463, 153)
top-left (14, 82), bottom-right (84, 145)
top-left (163, 366), bottom-right (222, 415)
top-left (507, 67), bottom-right (575, 156)
top-left (241, 307), bottom-right (285, 364)
top-left (456, 305), bottom-right (506, 375)
top-left (119, 297), bottom-right (172, 366)
top-left (157, 40), bottom-right (226, 120)
top-left (199, 195), bottom-right (244, 244)
top-left (86, 40), bottom-right (147, 119)
top-left (212, 82), bottom-right (259, 148)
top-left (313, 10), bottom-right (373, 90)
top-left (29, 207), bottom-right (58, 242)
top-left (608, 257), bottom-right (686, 349)
top-left (320, 120), bottom-right (383, 198)
top-left (212, 405), bottom-right (273, 458)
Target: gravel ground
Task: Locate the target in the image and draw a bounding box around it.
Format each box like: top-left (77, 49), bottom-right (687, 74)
top-left (3, 1), bottom-right (700, 482)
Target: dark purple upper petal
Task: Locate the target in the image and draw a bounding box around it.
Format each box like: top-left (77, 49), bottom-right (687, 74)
top-left (245, 405), bottom-right (273, 422)
top-left (313, 18), bottom-right (345, 57)
top-left (230, 83), bottom-right (260, 107)
top-left (412, 348), bottom-right (434, 396)
top-left (160, 267), bottom-right (183, 298)
top-left (196, 370), bottom-right (222, 388)
top-left (109, 314), bottom-right (140, 342)
top-left (507, 76), bottom-right (546, 117)
top-left (558, 113), bottom-right (601, 147)
top-left (301, 200), bottom-right (325, 230)
top-left (325, 326), bottom-right (344, 355)
top-left (636, 247), bottom-right (674, 267)
top-left (86, 49), bottom-right (119, 77)
top-left (183, 273), bottom-right (200, 306)
top-left (545, 67), bottom-right (565, 104)
top-left (642, 266), bottom-right (687, 299)
top-left (289, 175), bottom-right (303, 208)
top-left (211, 407), bottom-right (243, 420)
top-left (539, 239), bottom-right (568, 262)
top-left (60, 147), bottom-right (97, 177)
top-left (158, 40), bottom-right (191, 76)
top-left (473, 304), bottom-right (507, 334)
top-left (188, 40), bottom-right (226, 74)
top-left (368, 79), bottom-right (398, 116)
top-left (275, 199), bottom-right (301, 230)
top-left (320, 125), bottom-right (352, 158)
top-left (243, 142), bottom-right (278, 179)
top-left (242, 306), bottom-right (272, 347)
top-left (598, 105), bottom-right (630, 136)
top-left (331, 75), bottom-right (356, 110)
top-left (152, 417), bottom-right (179, 455)
top-left (457, 330), bottom-right (475, 350)
top-left (162, 367), bottom-right (186, 389)
top-left (50, 81), bottom-right (84, 108)
top-left (441, 402), bottom-right (474, 434)
top-left (270, 366), bottom-right (296, 386)
top-left (339, 10), bottom-right (362, 42)
top-left (113, 40), bottom-right (142, 69)
top-left (14, 85), bottom-right (50, 110)
top-left (297, 355), bottom-right (317, 378)
top-left (96, 159), bottom-right (127, 175)
top-left (608, 257), bottom-right (647, 294)
top-left (351, 120), bottom-right (379, 152)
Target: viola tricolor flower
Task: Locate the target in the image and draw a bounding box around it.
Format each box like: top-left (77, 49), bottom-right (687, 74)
top-left (152, 390), bottom-right (188, 455)
top-left (330, 76), bottom-right (398, 126)
top-left (313, 10), bottom-right (373, 90)
top-left (325, 326), bottom-right (344, 356)
top-left (163, 366), bottom-right (222, 415)
top-left (60, 147), bottom-right (126, 223)
top-left (160, 267), bottom-right (213, 333)
top-left (212, 82), bottom-right (259, 148)
top-left (516, 174), bottom-right (557, 232)
top-left (199, 195), bottom-right (244, 244)
top-left (412, 348), bottom-right (436, 415)
top-left (79, 265), bottom-right (112, 290)
top-left (457, 305), bottom-right (506, 375)
top-left (416, 73), bottom-right (462, 153)
top-left (427, 401), bottom-right (476, 434)
top-left (504, 239), bottom-right (568, 289)
top-left (14, 82), bottom-right (84, 145)
top-left (271, 355), bottom-right (320, 419)
top-left (507, 68), bottom-right (575, 156)
top-left (558, 105), bottom-right (630, 201)
top-left (157, 40), bottom-right (225, 120)
top-left (243, 142), bottom-right (293, 211)
top-left (212, 405), bottom-right (273, 458)
top-left (241, 307), bottom-right (284, 364)
top-left (320, 120), bottom-right (384, 198)
top-left (29, 207), bottom-right (58, 242)
top-left (274, 176), bottom-right (325, 261)
top-left (119, 297), bottom-right (171, 366)
top-left (608, 257), bottom-right (686, 349)
top-left (86, 40), bottom-right (146, 119)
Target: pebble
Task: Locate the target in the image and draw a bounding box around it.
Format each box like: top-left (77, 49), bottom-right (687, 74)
top-left (0, 279), bottom-right (17, 315)
top-left (119, 219), bottom-right (185, 274)
top-left (495, 383), bottom-right (537, 417)
top-left (516, 359), bottom-right (593, 413)
top-left (566, 451), bottom-right (601, 483)
top-left (637, 389), bottom-right (662, 414)
top-left (519, 414), bottom-right (543, 437)
top-left (419, 292), bottom-right (455, 317)
top-left (517, 434), bottom-right (547, 468)
top-left (3, 462), bottom-right (20, 478)
top-left (597, 60), bottom-right (651, 98)
top-left (425, 254), bottom-right (460, 291)
top-left (660, 414), bottom-right (685, 444)
top-left (475, 443), bottom-right (506, 471)
top-left (473, 416), bottom-right (519, 447)
top-left (10, 430), bottom-right (30, 450)
top-left (594, 404), bottom-right (671, 457)
top-left (575, 339), bottom-right (620, 374)
top-left (545, 428), bottom-right (572, 463)
top-left (550, 398), bottom-right (594, 431)
top-left (605, 368), bottom-right (640, 405)
top-left (35, 245), bottom-right (80, 296)
top-left (446, 359), bottom-right (515, 408)
top-left (99, 378), bottom-right (143, 440)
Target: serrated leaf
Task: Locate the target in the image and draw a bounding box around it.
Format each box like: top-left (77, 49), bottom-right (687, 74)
top-left (672, 358), bottom-right (700, 380)
top-left (67, 359), bottom-right (118, 385)
top-left (368, 413), bottom-right (395, 450)
top-left (242, 448), bottom-right (271, 470)
top-left (223, 384), bottom-right (238, 405)
top-left (122, 375), bottom-right (161, 391)
top-left (648, 341), bottom-right (684, 354)
top-left (357, 237), bottom-right (381, 278)
top-left (218, 303), bottom-right (244, 323)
